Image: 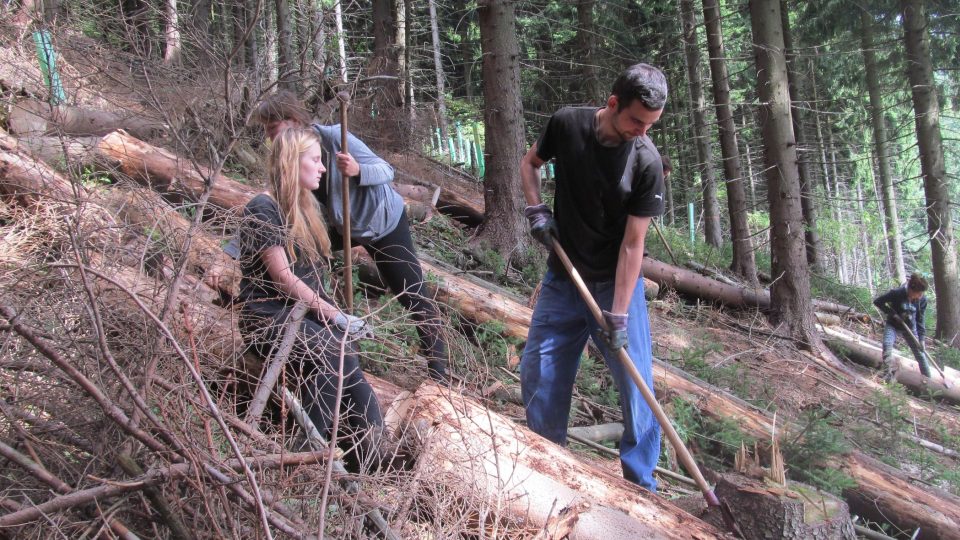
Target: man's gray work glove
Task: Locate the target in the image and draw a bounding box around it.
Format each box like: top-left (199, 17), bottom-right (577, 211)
top-left (524, 204), bottom-right (558, 249)
top-left (601, 310), bottom-right (629, 351)
top-left (332, 313), bottom-right (374, 340)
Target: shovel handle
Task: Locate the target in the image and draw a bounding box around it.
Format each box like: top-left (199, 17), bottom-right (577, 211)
top-left (551, 242), bottom-right (718, 505)
top-left (337, 92), bottom-right (353, 312)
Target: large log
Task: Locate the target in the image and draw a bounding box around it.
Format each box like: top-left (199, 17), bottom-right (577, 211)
top-left (9, 99), bottom-right (165, 140)
top-left (102, 187), bottom-right (242, 299)
top-left (645, 258), bottom-right (868, 319)
top-left (822, 325), bottom-right (960, 403)
top-left (97, 130), bottom-right (255, 211)
top-left (0, 129), bottom-right (80, 206)
top-left (397, 383), bottom-right (724, 539)
top-left (95, 131), bottom-right (437, 223)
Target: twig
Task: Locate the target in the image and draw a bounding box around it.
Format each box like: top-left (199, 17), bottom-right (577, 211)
top-left (45, 264), bottom-right (275, 540)
top-left (0, 302), bottom-right (168, 454)
top-left (116, 454), bottom-right (191, 540)
top-left (282, 389), bottom-right (400, 540)
top-left (245, 301), bottom-right (308, 424)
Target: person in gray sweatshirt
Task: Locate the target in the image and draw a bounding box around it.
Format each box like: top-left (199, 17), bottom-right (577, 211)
top-left (240, 91), bottom-right (449, 381)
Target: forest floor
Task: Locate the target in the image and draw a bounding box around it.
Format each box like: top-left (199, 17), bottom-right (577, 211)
top-left (2, 20), bottom-right (959, 539)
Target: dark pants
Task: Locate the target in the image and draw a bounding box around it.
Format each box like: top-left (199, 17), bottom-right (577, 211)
top-left (332, 210), bottom-right (448, 364)
top-left (882, 321), bottom-right (931, 377)
top-left (240, 304), bottom-right (383, 449)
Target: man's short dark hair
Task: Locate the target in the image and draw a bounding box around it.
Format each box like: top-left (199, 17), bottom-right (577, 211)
top-left (252, 90), bottom-right (312, 126)
top-left (661, 155), bottom-right (673, 174)
top-left (612, 63), bottom-right (668, 111)
top-left (908, 272), bottom-right (929, 293)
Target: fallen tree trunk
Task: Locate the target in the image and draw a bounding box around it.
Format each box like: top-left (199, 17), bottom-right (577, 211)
top-left (390, 159), bottom-right (485, 224)
top-left (97, 130), bottom-right (254, 211)
top-left (821, 325), bottom-right (960, 403)
top-left (9, 99), bottom-right (165, 140)
top-left (102, 187), bottom-right (242, 299)
top-left (644, 258), bottom-right (868, 320)
top-left (96, 131), bottom-right (437, 223)
top-left (396, 383), bottom-right (724, 539)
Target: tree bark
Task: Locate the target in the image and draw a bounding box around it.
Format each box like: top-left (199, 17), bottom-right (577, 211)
top-left (779, 0), bottom-right (821, 273)
top-left (749, 0), bottom-right (820, 351)
top-left (372, 0), bottom-right (403, 108)
top-left (574, 0), bottom-right (603, 105)
top-left (859, 10), bottom-right (905, 284)
top-left (274, 0), bottom-right (295, 89)
top-left (427, 0), bottom-right (449, 155)
top-left (900, 0), bottom-right (960, 347)
top-left (475, 0), bottom-right (529, 259)
top-left (163, 0), bottom-right (181, 65)
top-left (702, 0), bottom-right (756, 284)
top-left (680, 0), bottom-right (722, 248)
top-left (8, 99), bottom-right (164, 140)
top-left (398, 384), bottom-right (725, 539)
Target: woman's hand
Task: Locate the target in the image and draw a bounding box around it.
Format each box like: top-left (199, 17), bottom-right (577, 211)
top-left (336, 152), bottom-right (361, 177)
top-left (332, 312), bottom-right (374, 340)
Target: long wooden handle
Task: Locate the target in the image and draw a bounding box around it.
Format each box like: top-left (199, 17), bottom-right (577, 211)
top-left (551, 242), bottom-right (719, 506)
top-left (338, 94), bottom-right (353, 312)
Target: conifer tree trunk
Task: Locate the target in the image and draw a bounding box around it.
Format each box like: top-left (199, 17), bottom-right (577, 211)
top-left (458, 18), bottom-right (475, 102)
top-left (575, 0), bottom-right (603, 105)
top-left (860, 9), bottom-right (905, 284)
top-left (779, 0), bottom-right (821, 273)
top-left (310, 0), bottom-right (327, 85)
top-left (334, 0), bottom-right (347, 82)
top-left (702, 0), bottom-right (756, 283)
top-left (244, 0), bottom-right (261, 76)
top-left (404, 0), bottom-right (415, 116)
top-left (162, 0), bottom-right (181, 64)
top-left (428, 0), bottom-right (449, 154)
top-left (680, 0), bottom-right (722, 248)
top-left (275, 0), bottom-right (294, 89)
top-left (475, 0), bottom-right (528, 258)
top-left (372, 0), bottom-right (403, 107)
top-left (749, 0), bottom-right (820, 349)
top-left (901, 0), bottom-right (960, 346)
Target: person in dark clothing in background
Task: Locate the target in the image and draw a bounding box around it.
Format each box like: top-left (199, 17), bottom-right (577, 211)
top-left (873, 272), bottom-right (930, 381)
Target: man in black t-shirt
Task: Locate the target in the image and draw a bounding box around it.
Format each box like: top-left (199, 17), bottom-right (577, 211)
top-left (519, 63), bottom-right (667, 491)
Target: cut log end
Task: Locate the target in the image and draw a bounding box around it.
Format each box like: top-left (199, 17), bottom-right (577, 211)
top-left (680, 473), bottom-right (856, 540)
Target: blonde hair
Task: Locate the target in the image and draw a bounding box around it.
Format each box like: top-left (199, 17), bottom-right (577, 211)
top-left (268, 128), bottom-right (331, 261)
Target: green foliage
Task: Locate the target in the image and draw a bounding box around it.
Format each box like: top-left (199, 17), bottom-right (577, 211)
top-left (80, 167), bottom-right (111, 189)
top-left (667, 396), bottom-right (754, 469)
top-left (472, 319), bottom-right (520, 368)
top-left (782, 410), bottom-right (856, 494)
top-left (809, 274), bottom-right (873, 313)
top-left (669, 340), bottom-right (773, 407)
top-left (935, 345), bottom-right (960, 371)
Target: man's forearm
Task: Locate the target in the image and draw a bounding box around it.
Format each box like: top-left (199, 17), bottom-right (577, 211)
top-left (612, 241), bottom-right (644, 314)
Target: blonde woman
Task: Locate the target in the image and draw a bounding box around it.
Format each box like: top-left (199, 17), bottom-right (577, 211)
top-left (237, 127), bottom-right (382, 461)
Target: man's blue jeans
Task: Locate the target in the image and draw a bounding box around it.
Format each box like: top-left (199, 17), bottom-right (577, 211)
top-left (521, 268), bottom-right (660, 491)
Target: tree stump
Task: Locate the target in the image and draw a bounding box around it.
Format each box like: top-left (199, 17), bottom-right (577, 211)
top-left (684, 474), bottom-right (855, 540)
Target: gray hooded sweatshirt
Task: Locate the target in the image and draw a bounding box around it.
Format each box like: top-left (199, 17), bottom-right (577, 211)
top-left (312, 124), bottom-right (404, 241)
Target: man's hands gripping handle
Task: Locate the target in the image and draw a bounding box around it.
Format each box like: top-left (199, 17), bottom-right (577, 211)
top-left (526, 205), bottom-right (629, 352)
top-left (524, 204), bottom-right (558, 249)
top-left (601, 310), bottom-right (629, 351)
